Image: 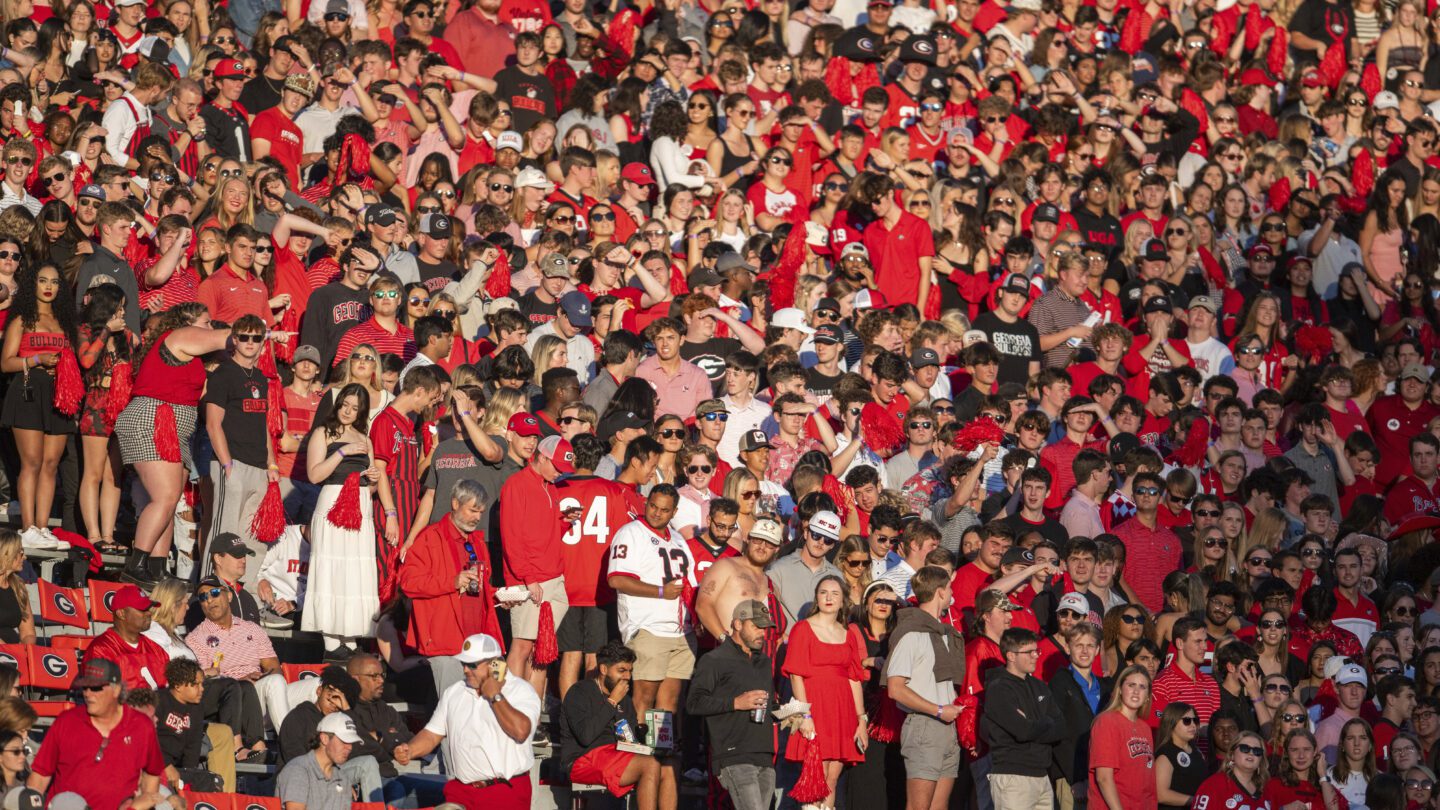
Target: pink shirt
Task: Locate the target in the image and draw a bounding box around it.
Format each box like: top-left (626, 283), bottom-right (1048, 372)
top-left (185, 617), bottom-right (277, 679)
top-left (635, 355), bottom-right (712, 423)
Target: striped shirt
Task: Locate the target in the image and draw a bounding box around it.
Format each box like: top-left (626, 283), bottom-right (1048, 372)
top-left (371, 406), bottom-right (421, 543)
top-left (185, 617), bottom-right (277, 678)
top-left (1026, 288), bottom-right (1094, 369)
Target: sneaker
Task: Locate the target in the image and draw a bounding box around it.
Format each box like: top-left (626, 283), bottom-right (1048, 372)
top-left (40, 528), bottom-right (69, 550)
top-left (682, 768), bottom-right (707, 785)
top-left (260, 608), bottom-right (294, 630)
top-left (321, 645), bottom-right (354, 663)
top-left (532, 727), bottom-right (552, 747)
top-left (20, 526), bottom-right (55, 550)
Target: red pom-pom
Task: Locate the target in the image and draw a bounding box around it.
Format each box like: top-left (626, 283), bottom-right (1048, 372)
top-left (821, 475), bottom-right (855, 524)
top-left (1353, 148), bottom-right (1376, 200)
top-left (680, 579), bottom-right (696, 626)
top-left (952, 415), bottom-right (1006, 454)
top-left (257, 343), bottom-right (279, 380)
top-left (956, 693), bottom-right (980, 753)
top-left (1267, 176), bottom-right (1292, 219)
top-left (267, 381), bottom-right (286, 442)
top-left (154, 402), bottom-right (181, 463)
top-left (766, 221), bottom-right (808, 310)
top-left (1266, 27), bottom-right (1288, 77)
top-left (1362, 62), bottom-right (1383, 101)
top-left (533, 600), bottom-right (559, 665)
top-left (1318, 38), bottom-right (1347, 89)
top-left (249, 480), bottom-right (286, 544)
top-left (104, 361), bottom-right (133, 428)
top-left (485, 247), bottom-right (512, 300)
top-left (1295, 324), bottom-right (1335, 362)
top-left (1171, 417), bottom-right (1211, 467)
top-left (789, 736), bottom-right (830, 804)
top-left (326, 472), bottom-right (364, 530)
top-left (52, 351), bottom-right (84, 417)
top-left (860, 402), bottom-right (905, 460)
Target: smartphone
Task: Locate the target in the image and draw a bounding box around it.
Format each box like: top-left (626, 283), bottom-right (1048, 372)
top-left (489, 660), bottom-right (507, 683)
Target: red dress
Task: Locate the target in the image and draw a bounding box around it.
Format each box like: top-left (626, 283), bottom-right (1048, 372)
top-left (783, 621), bottom-right (867, 764)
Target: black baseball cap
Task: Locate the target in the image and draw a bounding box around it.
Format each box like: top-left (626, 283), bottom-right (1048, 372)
top-left (814, 324), bottom-right (843, 345)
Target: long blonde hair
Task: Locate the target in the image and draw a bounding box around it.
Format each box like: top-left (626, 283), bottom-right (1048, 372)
top-left (0, 533), bottom-right (28, 622)
top-left (531, 335), bottom-right (566, 385)
top-left (479, 388), bottom-right (526, 435)
top-left (332, 342), bottom-right (386, 396)
top-left (149, 578), bottom-right (189, 640)
top-left (1246, 507), bottom-right (1288, 554)
top-left (1100, 664), bottom-right (1153, 718)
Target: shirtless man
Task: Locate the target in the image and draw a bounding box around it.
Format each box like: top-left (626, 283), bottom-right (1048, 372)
top-left (695, 516), bottom-right (783, 646)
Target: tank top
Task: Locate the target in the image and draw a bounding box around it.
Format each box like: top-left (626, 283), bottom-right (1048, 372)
top-left (17, 332), bottom-right (70, 358)
top-left (322, 441), bottom-right (370, 485)
top-left (0, 584), bottom-right (20, 644)
top-left (133, 331), bottom-right (206, 406)
top-left (718, 136), bottom-right (753, 191)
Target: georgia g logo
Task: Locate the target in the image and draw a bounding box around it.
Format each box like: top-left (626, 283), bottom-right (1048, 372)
top-left (40, 653), bottom-right (68, 678)
top-left (52, 592), bottom-right (76, 617)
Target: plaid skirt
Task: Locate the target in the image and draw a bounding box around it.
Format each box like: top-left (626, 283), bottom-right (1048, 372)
top-left (116, 396), bottom-right (197, 469)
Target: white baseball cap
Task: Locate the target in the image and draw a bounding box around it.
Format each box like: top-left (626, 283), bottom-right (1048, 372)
top-left (455, 633), bottom-right (505, 663)
top-left (316, 711), bottom-right (363, 743)
top-left (771, 307), bottom-right (815, 335)
top-left (1057, 592), bottom-right (1090, 615)
top-left (809, 510), bottom-right (841, 540)
top-left (514, 166), bottom-right (553, 190)
top-left (751, 517), bottom-right (784, 545)
top-left (1334, 662), bottom-right (1368, 687)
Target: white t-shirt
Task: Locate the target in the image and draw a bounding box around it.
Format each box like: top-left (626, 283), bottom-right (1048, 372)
top-left (424, 676), bottom-right (542, 783)
top-left (609, 519), bottom-right (695, 640)
top-left (1185, 337), bottom-right (1236, 394)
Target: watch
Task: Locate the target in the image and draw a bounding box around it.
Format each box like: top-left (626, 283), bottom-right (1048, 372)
top-left (487, 692), bottom-right (506, 705)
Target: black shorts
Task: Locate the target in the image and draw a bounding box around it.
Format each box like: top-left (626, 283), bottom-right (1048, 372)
top-left (556, 604), bottom-right (617, 654)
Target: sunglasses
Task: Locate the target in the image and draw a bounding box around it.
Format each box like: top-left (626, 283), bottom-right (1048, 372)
top-left (687, 464), bottom-right (713, 474)
top-left (1057, 609), bottom-right (1084, 619)
top-left (151, 172), bottom-right (177, 184)
top-left (1300, 547), bottom-right (1326, 557)
top-left (324, 11), bottom-right (350, 19)
top-left (213, 35), bottom-right (235, 43)
top-left (1204, 538), bottom-right (1228, 549)
top-left (740, 490), bottom-right (759, 499)
top-left (0, 251), bottom-right (19, 261)
top-left (1180, 716), bottom-right (1198, 726)
top-left (1376, 666), bottom-right (1403, 676)
top-left (824, 182), bottom-right (849, 192)
top-left (1394, 606), bottom-right (1416, 616)
top-left (45, 171), bottom-right (67, 184)
top-left (768, 156), bottom-right (793, 166)
top-left (1263, 683), bottom-right (1292, 694)
top-left (409, 297), bottom-right (430, 305)
top-left (1247, 556), bottom-right (1272, 566)
top-left (1, 745), bottom-right (29, 756)
top-left (350, 354), bottom-right (377, 363)
top-left (1282, 713), bottom-right (1306, 723)
top-left (4, 156), bottom-right (32, 167)
top-left (935, 405), bottom-right (955, 414)
top-left (843, 558), bottom-right (868, 568)
top-left (1237, 346), bottom-right (1265, 355)
top-left (591, 211), bottom-right (616, 222)
top-left (373, 290), bottom-right (400, 299)
top-left (817, 536), bottom-right (837, 546)
top-left (921, 102), bottom-right (944, 112)
top-left (702, 412), bottom-right (729, 422)
top-left (659, 428), bottom-right (685, 439)
top-left (220, 168), bottom-right (243, 178)
top-left (490, 183), bottom-right (514, 193)
top-left (1409, 780), bottom-right (1436, 791)
top-left (234, 333), bottom-right (265, 344)
top-left (1261, 223), bottom-right (1287, 232)
top-left (551, 214), bottom-right (576, 223)
top-left (1260, 619), bottom-right (1286, 630)
top-left (416, 205), bottom-right (441, 214)
top-left (1135, 486), bottom-right (1161, 496)
top-left (198, 586), bottom-right (224, 601)
top-left (254, 246), bottom-right (272, 254)
top-left (1119, 614), bottom-right (1144, 625)
top-left (1195, 509), bottom-right (1221, 518)
top-left (1166, 228), bottom-right (1189, 237)
top-left (1235, 744), bottom-right (1264, 757)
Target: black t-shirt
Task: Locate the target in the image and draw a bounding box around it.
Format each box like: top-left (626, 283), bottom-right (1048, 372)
top-left (1217, 684), bottom-right (1260, 734)
top-left (300, 283), bottom-right (370, 370)
top-left (278, 701), bottom-right (324, 765)
top-left (494, 66), bottom-right (558, 133)
top-left (516, 291), bottom-right (561, 326)
top-left (1071, 208), bottom-right (1123, 260)
top-left (417, 257), bottom-right (463, 294)
top-left (681, 337), bottom-right (740, 392)
top-left (199, 102), bottom-right (252, 163)
top-left (558, 678), bottom-right (639, 771)
top-left (155, 691), bottom-right (206, 769)
top-left (203, 359), bottom-right (269, 469)
top-left (804, 366), bottom-right (844, 400)
top-left (239, 76), bottom-right (283, 116)
top-left (1156, 742), bottom-right (1209, 810)
top-left (1290, 0), bottom-right (1353, 52)
top-left (998, 512), bottom-right (1069, 548)
top-left (973, 311), bottom-right (1041, 387)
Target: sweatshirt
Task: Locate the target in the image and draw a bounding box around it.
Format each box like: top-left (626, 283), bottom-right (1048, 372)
top-left (686, 639), bottom-right (776, 770)
top-left (979, 665), bottom-right (1067, 777)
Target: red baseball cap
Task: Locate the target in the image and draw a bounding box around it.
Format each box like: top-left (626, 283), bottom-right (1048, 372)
top-left (539, 435), bottom-right (575, 474)
top-left (507, 412), bottom-right (541, 437)
top-left (112, 584), bottom-right (156, 613)
top-left (621, 163), bottom-right (656, 186)
top-left (213, 59), bottom-right (248, 79)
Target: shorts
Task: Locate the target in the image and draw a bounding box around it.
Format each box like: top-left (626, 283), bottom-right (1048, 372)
top-left (900, 713), bottom-right (961, 782)
top-left (629, 630), bottom-right (695, 681)
top-left (2, 368), bottom-right (77, 435)
top-left (571, 744), bottom-right (636, 797)
top-left (557, 604), bottom-right (617, 654)
top-left (509, 576), bottom-right (569, 640)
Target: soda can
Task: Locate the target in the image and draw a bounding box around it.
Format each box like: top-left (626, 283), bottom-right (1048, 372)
top-left (614, 718), bottom-right (635, 743)
top-left (750, 694), bottom-right (768, 723)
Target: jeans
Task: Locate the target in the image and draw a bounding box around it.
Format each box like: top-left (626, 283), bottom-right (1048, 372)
top-left (340, 755), bottom-right (383, 801)
top-left (429, 655), bottom-right (464, 698)
top-left (717, 763), bottom-right (775, 810)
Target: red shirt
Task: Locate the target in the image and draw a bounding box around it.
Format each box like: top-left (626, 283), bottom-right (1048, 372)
top-left (398, 515), bottom-right (501, 656)
top-left (442, 8), bottom-right (516, 78)
top-left (499, 464), bottom-right (566, 585)
top-left (331, 318), bottom-right (416, 368)
top-left (1384, 475), bottom-right (1440, 524)
top-left (1122, 337), bottom-right (1193, 401)
top-left (1191, 771), bottom-right (1268, 810)
top-left (82, 629), bottom-right (171, 690)
top-left (554, 475), bottom-right (637, 606)
top-left (1331, 587), bottom-right (1379, 645)
top-left (546, 188), bottom-right (598, 232)
top-left (250, 107), bottom-right (304, 188)
top-left (31, 705), bottom-right (165, 810)
top-left (370, 406), bottom-right (421, 543)
top-left (1039, 435), bottom-right (1106, 512)
top-left (1087, 711), bottom-right (1157, 810)
top-left (1366, 394), bottom-right (1439, 486)
top-left (863, 211), bottom-right (935, 309)
top-left (1111, 515), bottom-right (1181, 613)
top-left (196, 264), bottom-right (272, 326)
top-left (1152, 662), bottom-right (1221, 727)
top-left (947, 561), bottom-right (996, 623)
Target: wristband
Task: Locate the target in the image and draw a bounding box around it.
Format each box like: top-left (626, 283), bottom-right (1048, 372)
top-left (935, 704), bottom-right (944, 719)
top-left (657, 585), bottom-right (664, 598)
top-left (337, 448), bottom-right (346, 457)
top-left (385, 509), bottom-right (397, 517)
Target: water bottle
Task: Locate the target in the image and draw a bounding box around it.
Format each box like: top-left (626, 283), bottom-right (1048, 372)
top-left (751, 693), bottom-right (768, 723)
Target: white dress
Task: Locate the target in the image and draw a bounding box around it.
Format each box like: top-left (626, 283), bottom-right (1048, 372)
top-left (300, 442), bottom-right (378, 637)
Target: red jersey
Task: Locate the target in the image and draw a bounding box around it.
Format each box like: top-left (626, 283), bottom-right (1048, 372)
top-left (555, 475), bottom-right (637, 606)
top-left (82, 628), bottom-right (171, 690)
top-left (546, 188), bottom-right (598, 232)
top-left (1330, 587), bottom-right (1379, 646)
top-left (30, 705), bottom-right (165, 810)
top-left (250, 107), bottom-right (304, 188)
top-left (1039, 435), bottom-right (1106, 512)
top-left (370, 406), bottom-right (421, 546)
top-left (947, 561), bottom-right (996, 622)
top-left (1383, 475), bottom-right (1440, 525)
top-left (686, 536), bottom-right (738, 584)
top-left (1191, 771), bottom-right (1269, 810)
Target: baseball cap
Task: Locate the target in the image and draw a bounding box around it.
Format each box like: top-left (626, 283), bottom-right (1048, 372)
top-left (696, 399), bottom-right (728, 418)
top-left (1108, 432), bottom-right (1140, 465)
top-left (1142, 238), bottom-right (1168, 262)
top-left (316, 712), bottom-right (363, 744)
top-left (1188, 295), bottom-right (1218, 314)
top-left (507, 412), bottom-right (541, 437)
top-left (732, 599), bottom-right (776, 628)
top-left (2, 788), bottom-right (44, 810)
top-left (559, 290), bottom-right (593, 328)
top-left (1301, 69), bottom-right (1325, 88)
top-left (538, 435), bottom-right (576, 474)
top-left (419, 213), bottom-right (453, 239)
top-left (1400, 363), bottom-right (1432, 383)
top-left (73, 658), bottom-right (122, 689)
top-left (770, 308), bottom-right (815, 335)
top-left (910, 347), bottom-right (940, 369)
top-left (815, 297), bottom-right (841, 315)
top-left (1375, 90), bottom-right (1401, 111)
top-left (514, 166), bottom-right (553, 190)
top-left (1239, 68), bottom-right (1273, 87)
top-left (1000, 546), bottom-right (1035, 568)
top-left (1334, 662), bottom-right (1368, 687)
top-left (1246, 242), bottom-right (1276, 259)
top-left (1000, 273), bottom-right (1030, 296)
top-left (976, 588), bottom-right (1022, 613)
top-left (622, 163), bottom-right (656, 186)
top-left (111, 584), bottom-right (155, 613)
top-left (454, 633), bottom-right (505, 663)
top-left (1143, 295), bottom-right (1172, 315)
top-left (750, 517), bottom-right (784, 545)
top-left (809, 510), bottom-right (841, 540)
top-left (283, 72), bottom-right (316, 98)
top-left (597, 409), bottom-right (648, 438)
top-left (137, 36), bottom-right (171, 64)
top-left (496, 131), bottom-right (524, 152)
top-left (212, 59), bottom-right (247, 79)
top-left (1032, 203), bottom-right (1060, 224)
top-left (365, 204), bottom-right (398, 227)
top-left (209, 532), bottom-right (254, 558)
top-left (898, 35), bottom-right (937, 65)
top-left (840, 242), bottom-right (869, 260)
top-left (78, 184), bottom-right (105, 202)
top-left (291, 345), bottom-right (323, 368)
top-left (740, 429), bottom-right (773, 452)
top-left (539, 252), bottom-right (569, 279)
top-left (814, 324), bottom-right (843, 345)
top-left (47, 795), bottom-right (87, 810)
top-left (963, 329), bottom-right (988, 347)
top-left (687, 266), bottom-right (724, 289)
top-left (853, 289), bottom-right (887, 310)
top-left (1057, 592), bottom-right (1090, 614)
top-left (716, 252), bottom-right (758, 276)
top-left (114, 0), bottom-right (144, 6)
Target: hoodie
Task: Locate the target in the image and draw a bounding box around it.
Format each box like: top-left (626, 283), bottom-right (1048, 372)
top-left (979, 665), bottom-right (1067, 778)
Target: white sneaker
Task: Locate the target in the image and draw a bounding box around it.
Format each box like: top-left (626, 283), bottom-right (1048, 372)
top-left (40, 528), bottom-right (68, 550)
top-left (20, 526), bottom-right (55, 550)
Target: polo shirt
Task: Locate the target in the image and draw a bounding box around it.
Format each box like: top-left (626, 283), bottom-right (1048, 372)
top-left (31, 705), bottom-right (164, 810)
top-left (1367, 395), bottom-right (1440, 486)
top-left (1331, 588), bottom-right (1379, 648)
top-left (197, 264), bottom-right (272, 326)
top-left (424, 676), bottom-right (542, 782)
top-left (276, 750), bottom-right (351, 810)
top-left (330, 318), bottom-right (417, 369)
top-left (947, 561), bottom-right (996, 619)
top-left (767, 552), bottom-right (841, 628)
top-left (1284, 442), bottom-right (1340, 514)
top-left (1111, 515), bottom-right (1182, 614)
top-left (635, 356), bottom-right (712, 425)
top-left (1028, 289), bottom-right (1093, 368)
top-left (184, 617), bottom-right (277, 679)
top-left (862, 211), bottom-right (935, 309)
top-left (1150, 663), bottom-right (1220, 728)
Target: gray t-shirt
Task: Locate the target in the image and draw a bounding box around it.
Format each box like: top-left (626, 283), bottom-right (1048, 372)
top-left (888, 630), bottom-right (958, 709)
top-left (276, 751), bottom-right (352, 810)
top-left (767, 552), bottom-right (841, 628)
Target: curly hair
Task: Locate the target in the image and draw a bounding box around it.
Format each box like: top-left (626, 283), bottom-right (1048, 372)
top-left (10, 262), bottom-right (77, 347)
top-left (138, 302), bottom-right (209, 363)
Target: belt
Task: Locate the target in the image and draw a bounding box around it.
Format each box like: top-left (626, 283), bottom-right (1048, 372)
top-left (464, 775), bottom-right (520, 788)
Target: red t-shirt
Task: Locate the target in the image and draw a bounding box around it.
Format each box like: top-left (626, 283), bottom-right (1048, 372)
top-left (947, 561), bottom-right (995, 622)
top-left (31, 705), bottom-right (165, 810)
top-left (1087, 711), bottom-right (1156, 810)
top-left (863, 211), bottom-right (935, 309)
top-left (1383, 475), bottom-right (1440, 524)
top-left (82, 629), bottom-right (171, 690)
top-left (554, 475), bottom-right (637, 606)
top-left (1367, 395), bottom-right (1439, 486)
top-left (250, 107), bottom-right (304, 189)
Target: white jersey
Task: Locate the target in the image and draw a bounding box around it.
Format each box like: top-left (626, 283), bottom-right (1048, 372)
top-left (609, 519), bottom-right (695, 640)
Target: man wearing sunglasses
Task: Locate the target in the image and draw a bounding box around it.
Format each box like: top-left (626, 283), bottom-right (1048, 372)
top-left (0, 139), bottom-right (37, 218)
top-left (769, 510), bottom-right (843, 632)
top-left (1111, 471), bottom-right (1181, 613)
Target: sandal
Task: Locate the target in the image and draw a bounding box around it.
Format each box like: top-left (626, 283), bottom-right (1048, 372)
top-left (93, 538), bottom-right (126, 555)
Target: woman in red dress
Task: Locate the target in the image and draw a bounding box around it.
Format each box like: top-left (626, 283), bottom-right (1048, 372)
top-left (783, 574), bottom-right (867, 809)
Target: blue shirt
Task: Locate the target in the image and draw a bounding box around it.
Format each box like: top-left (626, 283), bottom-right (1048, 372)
top-left (1070, 664), bottom-right (1102, 715)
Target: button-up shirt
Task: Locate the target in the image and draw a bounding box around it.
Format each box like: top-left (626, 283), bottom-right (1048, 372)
top-left (185, 616), bottom-right (277, 679)
top-left (424, 676), bottom-right (543, 782)
top-left (1070, 664), bottom-right (1102, 714)
top-left (717, 395), bottom-right (773, 467)
top-left (0, 180), bottom-right (40, 217)
top-left (636, 355), bottom-right (712, 425)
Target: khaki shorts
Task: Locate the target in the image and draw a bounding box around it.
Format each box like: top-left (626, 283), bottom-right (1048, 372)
top-left (509, 576), bottom-right (569, 640)
top-left (629, 630), bottom-right (696, 681)
top-left (900, 713), bottom-right (962, 782)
